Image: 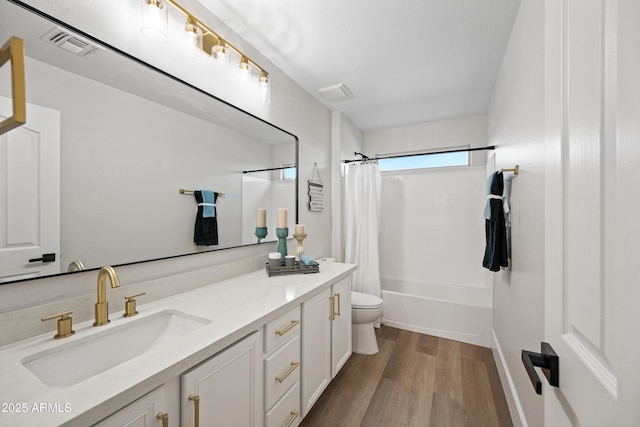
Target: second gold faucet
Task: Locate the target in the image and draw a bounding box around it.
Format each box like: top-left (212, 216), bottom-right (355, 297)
top-left (94, 266), bottom-right (120, 326)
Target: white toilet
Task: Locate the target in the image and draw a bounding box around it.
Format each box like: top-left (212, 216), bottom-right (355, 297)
top-left (351, 291), bottom-right (384, 355)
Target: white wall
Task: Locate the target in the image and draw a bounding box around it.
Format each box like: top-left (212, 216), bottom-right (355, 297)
top-left (378, 166), bottom-right (487, 288)
top-left (364, 115), bottom-right (489, 165)
top-left (363, 115), bottom-right (489, 289)
top-left (487, 0), bottom-right (545, 425)
top-left (1, 0), bottom-right (333, 314)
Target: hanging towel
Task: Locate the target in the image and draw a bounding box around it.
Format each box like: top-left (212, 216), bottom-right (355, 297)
top-left (483, 172), bottom-right (508, 271)
top-left (194, 190), bottom-right (219, 246)
top-left (200, 190), bottom-right (216, 218)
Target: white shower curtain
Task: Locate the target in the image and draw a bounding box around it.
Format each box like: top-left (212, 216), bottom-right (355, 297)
top-left (344, 161), bottom-right (382, 298)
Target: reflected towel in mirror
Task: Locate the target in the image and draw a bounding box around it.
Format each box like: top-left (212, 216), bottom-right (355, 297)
top-left (194, 191), bottom-right (219, 246)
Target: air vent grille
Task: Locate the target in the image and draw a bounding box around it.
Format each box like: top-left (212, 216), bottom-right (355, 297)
top-left (41, 27), bottom-right (101, 58)
top-left (318, 83), bottom-right (353, 102)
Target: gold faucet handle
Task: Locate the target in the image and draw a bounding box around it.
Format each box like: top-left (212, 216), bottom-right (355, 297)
top-left (123, 293), bottom-right (146, 318)
top-left (41, 311), bottom-right (75, 339)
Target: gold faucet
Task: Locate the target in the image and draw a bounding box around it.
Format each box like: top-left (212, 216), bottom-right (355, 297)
top-left (94, 266), bottom-right (120, 326)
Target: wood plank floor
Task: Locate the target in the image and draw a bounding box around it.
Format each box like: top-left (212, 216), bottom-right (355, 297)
top-left (300, 326), bottom-right (513, 427)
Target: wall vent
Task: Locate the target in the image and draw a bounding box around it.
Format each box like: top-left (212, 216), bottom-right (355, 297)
top-left (41, 27), bottom-right (102, 58)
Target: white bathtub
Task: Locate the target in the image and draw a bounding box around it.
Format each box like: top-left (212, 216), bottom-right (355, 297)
top-left (381, 278), bottom-right (493, 347)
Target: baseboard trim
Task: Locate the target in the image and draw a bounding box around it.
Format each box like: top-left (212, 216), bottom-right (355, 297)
top-left (491, 329), bottom-right (528, 427)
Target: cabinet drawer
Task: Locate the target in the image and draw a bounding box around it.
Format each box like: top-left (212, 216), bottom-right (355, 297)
top-left (265, 382), bottom-right (301, 427)
top-left (265, 334), bottom-right (300, 410)
top-left (264, 305), bottom-right (301, 353)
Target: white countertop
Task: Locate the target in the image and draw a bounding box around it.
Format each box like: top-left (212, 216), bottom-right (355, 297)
top-left (0, 262), bottom-right (356, 426)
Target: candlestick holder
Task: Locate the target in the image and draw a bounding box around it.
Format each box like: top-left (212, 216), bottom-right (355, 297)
top-left (255, 227), bottom-right (268, 243)
top-left (293, 233), bottom-right (307, 261)
top-left (276, 227), bottom-right (289, 261)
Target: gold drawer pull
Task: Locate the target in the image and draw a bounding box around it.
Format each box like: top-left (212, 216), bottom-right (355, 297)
top-left (285, 410), bottom-right (300, 427)
top-left (330, 293), bottom-right (341, 320)
top-left (156, 412), bottom-right (168, 427)
top-left (276, 361), bottom-right (300, 383)
top-left (189, 394), bottom-right (200, 427)
top-left (275, 320), bottom-right (300, 336)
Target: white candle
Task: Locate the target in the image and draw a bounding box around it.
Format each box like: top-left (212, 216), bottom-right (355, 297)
top-left (256, 208), bottom-right (266, 227)
top-left (277, 208), bottom-right (288, 228)
top-left (295, 224), bottom-right (305, 234)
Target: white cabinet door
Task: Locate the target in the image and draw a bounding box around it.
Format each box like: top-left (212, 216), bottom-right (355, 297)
top-left (330, 277), bottom-right (352, 378)
top-left (301, 288), bottom-right (331, 417)
top-left (182, 332), bottom-right (263, 427)
top-left (93, 386), bottom-right (167, 427)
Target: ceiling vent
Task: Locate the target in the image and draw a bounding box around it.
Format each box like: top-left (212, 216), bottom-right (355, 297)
top-left (41, 27), bottom-right (102, 58)
top-left (318, 83), bottom-right (353, 102)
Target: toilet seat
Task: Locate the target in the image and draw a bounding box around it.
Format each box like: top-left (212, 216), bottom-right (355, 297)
top-left (351, 291), bottom-right (383, 310)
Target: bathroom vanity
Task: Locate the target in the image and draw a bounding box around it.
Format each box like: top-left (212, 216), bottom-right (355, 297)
top-left (0, 262), bottom-right (356, 427)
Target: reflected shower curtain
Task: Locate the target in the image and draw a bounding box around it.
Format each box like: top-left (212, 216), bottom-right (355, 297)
top-left (344, 161), bottom-right (382, 298)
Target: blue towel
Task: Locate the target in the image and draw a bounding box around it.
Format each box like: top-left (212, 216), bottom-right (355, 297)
top-left (200, 190), bottom-right (215, 218)
top-left (300, 254), bottom-right (316, 266)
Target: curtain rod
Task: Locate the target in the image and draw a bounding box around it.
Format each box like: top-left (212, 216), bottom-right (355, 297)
top-left (342, 145), bottom-right (496, 164)
top-left (243, 165), bottom-right (294, 174)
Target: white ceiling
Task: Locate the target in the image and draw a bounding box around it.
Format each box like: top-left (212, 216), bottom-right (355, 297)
top-left (199, 0), bottom-right (521, 131)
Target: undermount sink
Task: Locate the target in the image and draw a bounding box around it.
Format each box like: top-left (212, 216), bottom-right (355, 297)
top-left (22, 310), bottom-right (211, 388)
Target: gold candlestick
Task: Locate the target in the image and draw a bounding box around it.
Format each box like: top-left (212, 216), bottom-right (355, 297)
top-left (293, 233), bottom-right (307, 261)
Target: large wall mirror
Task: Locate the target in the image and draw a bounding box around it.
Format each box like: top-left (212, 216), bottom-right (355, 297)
top-left (0, 0), bottom-right (298, 284)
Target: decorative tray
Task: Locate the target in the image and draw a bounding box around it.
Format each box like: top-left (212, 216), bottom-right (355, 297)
top-left (265, 262), bottom-right (320, 277)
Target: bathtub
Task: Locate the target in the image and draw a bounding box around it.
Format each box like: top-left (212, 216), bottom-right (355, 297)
top-left (381, 278), bottom-right (493, 347)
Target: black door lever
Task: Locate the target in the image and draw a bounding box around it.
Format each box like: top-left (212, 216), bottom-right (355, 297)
top-left (522, 342), bottom-right (559, 395)
top-left (28, 253), bottom-right (56, 263)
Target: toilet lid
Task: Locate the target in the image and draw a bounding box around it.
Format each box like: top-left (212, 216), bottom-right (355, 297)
top-left (351, 291), bottom-right (383, 309)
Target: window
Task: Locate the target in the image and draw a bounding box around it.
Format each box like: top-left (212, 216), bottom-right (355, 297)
top-left (377, 150), bottom-right (469, 172)
top-left (282, 166), bottom-right (296, 180)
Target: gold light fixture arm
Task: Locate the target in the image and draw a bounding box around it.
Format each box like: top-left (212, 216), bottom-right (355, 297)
top-left (0, 36), bottom-right (26, 135)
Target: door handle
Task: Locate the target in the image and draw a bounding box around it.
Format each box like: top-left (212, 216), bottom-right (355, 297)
top-left (522, 342), bottom-right (559, 395)
top-left (28, 253), bottom-right (56, 263)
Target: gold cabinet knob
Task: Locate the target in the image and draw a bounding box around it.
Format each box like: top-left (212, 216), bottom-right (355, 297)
top-left (123, 293), bottom-right (146, 318)
top-left (41, 310), bottom-right (75, 339)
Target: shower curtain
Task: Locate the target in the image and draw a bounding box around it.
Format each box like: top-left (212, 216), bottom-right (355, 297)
top-left (344, 161), bottom-right (382, 298)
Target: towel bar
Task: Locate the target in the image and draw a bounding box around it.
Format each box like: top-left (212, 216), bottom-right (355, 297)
top-left (500, 165), bottom-right (519, 175)
top-left (179, 188), bottom-right (226, 197)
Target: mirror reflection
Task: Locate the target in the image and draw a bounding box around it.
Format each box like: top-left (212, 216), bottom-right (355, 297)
top-left (0, 1), bottom-right (298, 284)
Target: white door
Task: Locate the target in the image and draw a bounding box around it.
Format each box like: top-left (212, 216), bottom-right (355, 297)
top-left (544, 0), bottom-right (640, 425)
top-left (0, 97), bottom-right (60, 282)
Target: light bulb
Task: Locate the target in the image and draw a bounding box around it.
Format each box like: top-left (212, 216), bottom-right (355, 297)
top-left (239, 57), bottom-right (251, 72)
top-left (140, 0), bottom-right (167, 42)
top-left (211, 41), bottom-right (229, 61)
top-left (259, 71), bottom-right (271, 104)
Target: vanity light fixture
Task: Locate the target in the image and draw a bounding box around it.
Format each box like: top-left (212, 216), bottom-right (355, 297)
top-left (259, 70), bottom-right (271, 104)
top-left (259, 71), bottom-right (269, 85)
top-left (139, 0), bottom-right (168, 42)
top-left (184, 16), bottom-right (202, 49)
top-left (140, 0), bottom-right (271, 102)
top-left (211, 39), bottom-right (229, 60)
top-left (239, 56), bottom-right (251, 72)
